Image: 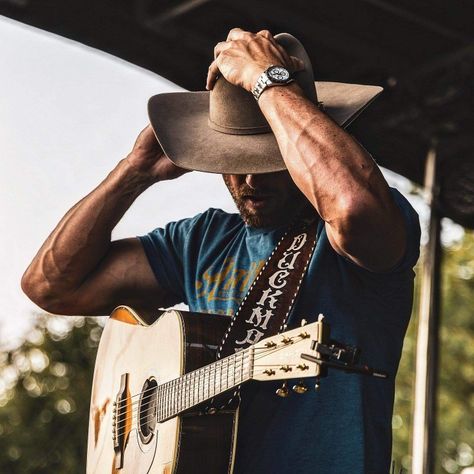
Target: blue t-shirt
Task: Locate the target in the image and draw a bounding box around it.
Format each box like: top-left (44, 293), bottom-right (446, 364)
top-left (139, 188), bottom-right (420, 474)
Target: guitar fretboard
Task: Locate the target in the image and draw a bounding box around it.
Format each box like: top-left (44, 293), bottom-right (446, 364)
top-left (156, 347), bottom-right (254, 422)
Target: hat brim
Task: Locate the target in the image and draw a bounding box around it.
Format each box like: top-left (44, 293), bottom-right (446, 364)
top-left (148, 82), bottom-right (382, 175)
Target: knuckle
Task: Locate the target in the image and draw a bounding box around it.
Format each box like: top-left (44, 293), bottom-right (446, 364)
top-left (257, 29), bottom-right (272, 38)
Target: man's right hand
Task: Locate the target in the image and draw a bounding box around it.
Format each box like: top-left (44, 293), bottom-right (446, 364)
top-left (126, 125), bottom-right (191, 183)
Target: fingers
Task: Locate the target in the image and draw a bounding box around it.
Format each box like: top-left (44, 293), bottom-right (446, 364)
top-left (208, 40), bottom-right (234, 89)
top-left (226, 27), bottom-right (247, 41)
top-left (256, 29), bottom-right (273, 40)
top-left (206, 59), bottom-right (220, 90)
top-left (213, 40), bottom-right (231, 60)
top-left (206, 28), bottom-right (303, 91)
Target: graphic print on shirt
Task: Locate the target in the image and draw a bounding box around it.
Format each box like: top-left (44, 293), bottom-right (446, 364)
top-left (195, 257), bottom-right (265, 315)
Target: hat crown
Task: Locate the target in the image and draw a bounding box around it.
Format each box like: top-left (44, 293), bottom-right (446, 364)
top-left (208, 79), bottom-right (270, 135)
top-left (208, 33), bottom-right (318, 136)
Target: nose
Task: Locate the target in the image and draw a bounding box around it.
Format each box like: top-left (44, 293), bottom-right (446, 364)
top-left (245, 174), bottom-right (262, 189)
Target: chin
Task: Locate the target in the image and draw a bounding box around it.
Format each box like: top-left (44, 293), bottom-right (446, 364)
top-left (240, 209), bottom-right (282, 229)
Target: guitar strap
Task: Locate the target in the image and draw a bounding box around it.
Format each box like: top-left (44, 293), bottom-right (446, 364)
top-left (216, 217), bottom-right (319, 360)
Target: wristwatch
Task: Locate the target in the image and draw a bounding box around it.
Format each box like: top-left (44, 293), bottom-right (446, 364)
top-left (251, 65), bottom-right (294, 101)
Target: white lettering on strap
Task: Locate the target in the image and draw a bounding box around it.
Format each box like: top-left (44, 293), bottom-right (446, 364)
top-left (256, 288), bottom-right (283, 309)
top-left (245, 307), bottom-right (274, 330)
top-left (233, 231), bottom-right (309, 350)
top-left (268, 269), bottom-right (290, 289)
top-left (288, 232), bottom-right (307, 252)
top-left (277, 250), bottom-right (301, 270)
top-left (235, 328), bottom-right (265, 346)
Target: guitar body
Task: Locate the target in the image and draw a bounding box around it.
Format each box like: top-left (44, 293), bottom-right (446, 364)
top-left (87, 307), bottom-right (238, 474)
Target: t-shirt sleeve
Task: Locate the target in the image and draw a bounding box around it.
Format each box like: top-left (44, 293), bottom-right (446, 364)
top-left (138, 215), bottom-right (201, 305)
top-left (386, 188), bottom-right (421, 273)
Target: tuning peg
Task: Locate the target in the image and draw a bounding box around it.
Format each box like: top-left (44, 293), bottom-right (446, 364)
top-left (314, 377), bottom-right (321, 391)
top-left (292, 381), bottom-right (308, 394)
top-left (300, 319), bottom-right (307, 327)
top-left (276, 382), bottom-right (290, 398)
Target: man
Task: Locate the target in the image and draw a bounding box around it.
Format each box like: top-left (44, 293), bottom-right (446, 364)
top-left (22, 29), bottom-right (420, 472)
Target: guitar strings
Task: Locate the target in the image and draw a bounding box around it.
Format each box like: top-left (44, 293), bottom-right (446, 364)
top-left (113, 337), bottom-right (308, 426)
top-left (114, 332), bottom-right (307, 415)
top-left (113, 335), bottom-right (304, 421)
top-left (115, 349), bottom-right (252, 405)
top-left (112, 338), bottom-right (310, 430)
top-left (113, 352), bottom-right (255, 425)
top-left (113, 365), bottom-right (306, 432)
top-left (113, 341), bottom-right (308, 433)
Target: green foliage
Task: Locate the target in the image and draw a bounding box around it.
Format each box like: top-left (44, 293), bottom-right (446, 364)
top-left (437, 232), bottom-right (474, 473)
top-left (392, 231), bottom-right (474, 472)
top-left (0, 316), bottom-right (103, 474)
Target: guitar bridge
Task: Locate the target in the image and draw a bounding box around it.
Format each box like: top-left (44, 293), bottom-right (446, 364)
top-left (112, 373), bottom-right (130, 469)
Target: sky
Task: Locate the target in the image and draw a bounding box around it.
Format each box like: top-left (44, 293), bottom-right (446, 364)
top-left (0, 16), bottom-right (463, 349)
top-left (0, 17), bottom-right (236, 348)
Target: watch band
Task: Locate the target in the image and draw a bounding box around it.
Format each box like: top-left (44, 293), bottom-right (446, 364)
top-left (251, 66), bottom-right (294, 101)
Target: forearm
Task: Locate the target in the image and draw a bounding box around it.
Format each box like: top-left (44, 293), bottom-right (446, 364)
top-left (258, 83), bottom-right (392, 224)
top-left (22, 158), bottom-right (155, 304)
top-left (259, 83), bottom-right (406, 271)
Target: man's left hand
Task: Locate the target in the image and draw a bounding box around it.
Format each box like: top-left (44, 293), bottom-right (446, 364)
top-left (206, 28), bottom-right (304, 92)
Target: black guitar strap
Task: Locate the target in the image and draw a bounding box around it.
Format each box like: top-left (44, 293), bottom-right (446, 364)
top-left (217, 217), bottom-right (319, 360)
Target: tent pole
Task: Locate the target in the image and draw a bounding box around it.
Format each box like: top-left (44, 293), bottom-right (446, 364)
top-left (411, 146), bottom-right (442, 473)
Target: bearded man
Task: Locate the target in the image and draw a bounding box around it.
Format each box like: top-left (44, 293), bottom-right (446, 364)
top-left (22, 29), bottom-right (420, 473)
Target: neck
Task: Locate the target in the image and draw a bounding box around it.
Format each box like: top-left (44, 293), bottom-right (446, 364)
top-left (245, 201), bottom-right (316, 230)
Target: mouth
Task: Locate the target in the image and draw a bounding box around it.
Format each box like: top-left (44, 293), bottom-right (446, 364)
top-left (242, 194), bottom-right (274, 209)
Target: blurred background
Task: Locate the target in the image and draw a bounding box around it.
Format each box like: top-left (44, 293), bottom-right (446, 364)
top-left (0, 1), bottom-right (473, 472)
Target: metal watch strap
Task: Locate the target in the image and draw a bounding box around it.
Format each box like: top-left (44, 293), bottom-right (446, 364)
top-left (251, 67), bottom-right (294, 101)
top-left (252, 71), bottom-right (272, 100)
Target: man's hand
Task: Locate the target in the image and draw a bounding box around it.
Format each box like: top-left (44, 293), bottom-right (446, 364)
top-left (206, 28), bottom-right (304, 92)
top-left (126, 125), bottom-right (191, 183)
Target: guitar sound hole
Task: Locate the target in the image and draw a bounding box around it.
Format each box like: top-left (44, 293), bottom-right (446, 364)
top-left (138, 378), bottom-right (158, 445)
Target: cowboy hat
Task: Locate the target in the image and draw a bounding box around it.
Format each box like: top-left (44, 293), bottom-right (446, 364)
top-left (148, 32), bottom-right (382, 175)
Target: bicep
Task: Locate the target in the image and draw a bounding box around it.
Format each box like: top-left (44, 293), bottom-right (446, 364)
top-left (60, 238), bottom-right (181, 317)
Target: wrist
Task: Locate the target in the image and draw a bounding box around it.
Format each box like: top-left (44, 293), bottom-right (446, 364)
top-left (258, 81), bottom-right (303, 106)
top-left (107, 158), bottom-right (159, 196)
top-left (251, 65), bottom-right (296, 100)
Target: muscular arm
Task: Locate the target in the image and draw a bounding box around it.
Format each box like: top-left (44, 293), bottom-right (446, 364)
top-left (258, 83), bottom-right (406, 271)
top-left (21, 126), bottom-right (188, 318)
top-left (208, 28), bottom-right (406, 272)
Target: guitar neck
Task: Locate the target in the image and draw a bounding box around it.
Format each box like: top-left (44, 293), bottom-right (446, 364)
top-left (156, 347), bottom-right (254, 422)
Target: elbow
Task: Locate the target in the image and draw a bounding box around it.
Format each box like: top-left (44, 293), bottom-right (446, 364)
top-left (327, 195), bottom-right (374, 246)
top-left (327, 193), bottom-right (367, 229)
top-left (21, 268), bottom-right (66, 315)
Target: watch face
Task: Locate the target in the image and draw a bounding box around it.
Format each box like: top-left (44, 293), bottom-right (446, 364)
top-left (267, 66), bottom-right (291, 83)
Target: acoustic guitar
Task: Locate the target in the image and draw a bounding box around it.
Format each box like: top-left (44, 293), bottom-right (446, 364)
top-left (86, 306), bottom-right (332, 473)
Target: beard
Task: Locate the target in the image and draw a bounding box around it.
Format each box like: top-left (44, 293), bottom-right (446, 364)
top-left (223, 174), bottom-right (310, 229)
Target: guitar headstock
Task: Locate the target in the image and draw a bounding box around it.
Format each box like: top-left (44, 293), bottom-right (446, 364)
top-left (251, 317), bottom-right (327, 382)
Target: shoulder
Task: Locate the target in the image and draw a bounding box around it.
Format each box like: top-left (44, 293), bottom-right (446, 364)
top-left (177, 208), bottom-right (243, 237)
top-left (142, 208), bottom-right (243, 246)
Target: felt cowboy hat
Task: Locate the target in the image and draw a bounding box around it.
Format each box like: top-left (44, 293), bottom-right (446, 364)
top-left (148, 32), bottom-right (383, 175)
